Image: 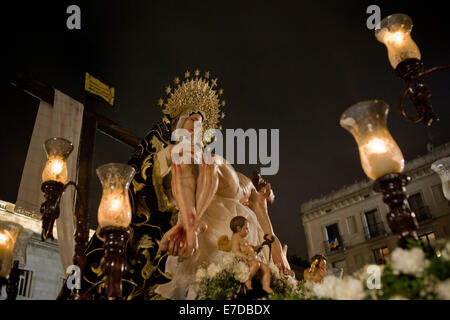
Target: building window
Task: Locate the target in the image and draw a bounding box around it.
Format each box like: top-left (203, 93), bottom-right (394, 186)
top-left (408, 192), bottom-right (432, 222)
top-left (419, 232), bottom-right (436, 252)
top-left (18, 269), bottom-right (33, 298)
top-left (431, 184), bottom-right (446, 204)
top-left (346, 216), bottom-right (358, 234)
top-left (326, 223), bottom-right (342, 251)
top-left (364, 209), bottom-right (386, 239)
top-left (373, 247), bottom-right (390, 265)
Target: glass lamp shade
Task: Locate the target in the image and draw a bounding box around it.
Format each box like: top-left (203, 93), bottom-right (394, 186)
top-left (96, 163), bottom-right (136, 229)
top-left (431, 157), bottom-right (450, 200)
top-left (375, 13), bottom-right (421, 69)
top-left (42, 137), bottom-right (74, 184)
top-left (340, 100), bottom-right (405, 180)
top-left (0, 221), bottom-right (23, 278)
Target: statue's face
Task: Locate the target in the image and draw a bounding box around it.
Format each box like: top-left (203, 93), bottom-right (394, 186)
top-left (182, 113), bottom-right (203, 134)
top-left (238, 222), bottom-right (249, 238)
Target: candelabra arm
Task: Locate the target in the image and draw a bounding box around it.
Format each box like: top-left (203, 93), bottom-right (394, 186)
top-left (397, 60), bottom-right (450, 126)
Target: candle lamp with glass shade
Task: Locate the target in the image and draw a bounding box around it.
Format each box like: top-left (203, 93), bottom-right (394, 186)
top-left (0, 221), bottom-right (25, 300)
top-left (375, 13), bottom-right (450, 126)
top-left (431, 157), bottom-right (450, 202)
top-left (340, 99), bottom-right (419, 246)
top-left (40, 137), bottom-right (89, 300)
top-left (95, 163), bottom-right (136, 300)
top-left (41, 137), bottom-right (74, 240)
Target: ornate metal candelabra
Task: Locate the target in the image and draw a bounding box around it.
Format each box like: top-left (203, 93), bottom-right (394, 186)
top-left (375, 13), bottom-right (450, 126)
top-left (40, 138), bottom-right (89, 299)
top-left (373, 173), bottom-right (419, 246)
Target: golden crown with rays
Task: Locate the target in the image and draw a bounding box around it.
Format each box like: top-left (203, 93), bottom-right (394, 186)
top-left (157, 69), bottom-right (225, 142)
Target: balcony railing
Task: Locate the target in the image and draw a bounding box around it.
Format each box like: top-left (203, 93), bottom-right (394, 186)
top-left (413, 206), bottom-right (432, 223)
top-left (323, 235), bottom-right (346, 254)
top-left (363, 222), bottom-right (388, 240)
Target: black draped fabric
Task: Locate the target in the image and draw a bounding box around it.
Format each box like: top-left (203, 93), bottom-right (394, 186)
top-left (77, 115), bottom-right (179, 300)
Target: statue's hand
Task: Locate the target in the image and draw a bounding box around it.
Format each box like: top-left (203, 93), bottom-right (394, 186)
top-left (160, 216), bottom-right (207, 261)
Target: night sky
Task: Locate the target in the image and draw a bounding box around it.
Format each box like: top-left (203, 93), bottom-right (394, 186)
top-left (3, 1), bottom-right (450, 260)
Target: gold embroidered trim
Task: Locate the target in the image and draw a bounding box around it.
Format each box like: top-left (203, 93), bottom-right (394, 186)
top-left (152, 155), bottom-right (177, 216)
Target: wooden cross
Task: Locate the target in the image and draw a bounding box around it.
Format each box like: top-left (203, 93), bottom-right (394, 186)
top-left (10, 72), bottom-right (141, 214)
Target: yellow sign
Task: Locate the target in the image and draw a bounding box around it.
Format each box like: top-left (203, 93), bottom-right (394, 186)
top-left (84, 73), bottom-right (115, 107)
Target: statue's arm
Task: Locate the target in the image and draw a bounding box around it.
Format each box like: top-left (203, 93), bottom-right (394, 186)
top-left (248, 189), bottom-right (293, 274)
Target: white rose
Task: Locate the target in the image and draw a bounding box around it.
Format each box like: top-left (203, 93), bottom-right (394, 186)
top-left (334, 276), bottom-right (366, 300)
top-left (435, 279), bottom-right (450, 300)
top-left (390, 247), bottom-right (429, 277)
top-left (195, 268), bottom-right (207, 282)
top-left (441, 242), bottom-right (450, 261)
top-left (222, 253), bottom-right (235, 267)
top-left (313, 275), bottom-right (366, 300)
top-left (286, 276), bottom-right (299, 294)
top-left (207, 263), bottom-right (221, 279)
top-left (234, 261), bottom-right (250, 283)
top-left (312, 275), bottom-right (339, 299)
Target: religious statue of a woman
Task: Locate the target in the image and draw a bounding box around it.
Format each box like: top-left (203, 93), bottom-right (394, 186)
top-left (72, 70), bottom-right (292, 300)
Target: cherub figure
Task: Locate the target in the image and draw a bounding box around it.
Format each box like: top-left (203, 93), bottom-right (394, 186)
top-left (303, 254), bottom-right (327, 283)
top-left (229, 216), bottom-right (273, 295)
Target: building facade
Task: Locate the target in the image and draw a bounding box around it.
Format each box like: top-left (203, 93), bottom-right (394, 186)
top-left (300, 143), bottom-right (450, 275)
top-left (0, 200), bottom-right (95, 300)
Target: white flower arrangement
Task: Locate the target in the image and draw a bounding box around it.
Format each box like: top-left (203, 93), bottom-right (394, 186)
top-left (196, 253), bottom-right (303, 299)
top-left (434, 278), bottom-right (450, 300)
top-left (312, 275), bottom-right (366, 300)
top-left (195, 240), bottom-right (450, 300)
top-left (390, 247), bottom-right (430, 277)
top-left (441, 242), bottom-right (450, 261)
top-left (195, 253), bottom-right (250, 284)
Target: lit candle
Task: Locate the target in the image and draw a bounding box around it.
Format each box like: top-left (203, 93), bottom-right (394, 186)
top-left (0, 230), bottom-right (14, 278)
top-left (96, 163), bottom-right (135, 229)
top-left (362, 138), bottom-right (404, 180)
top-left (42, 155), bottom-right (68, 184)
top-left (42, 138), bottom-right (73, 184)
top-left (375, 14), bottom-right (421, 68)
top-left (97, 193), bottom-right (131, 228)
top-left (340, 100), bottom-right (405, 180)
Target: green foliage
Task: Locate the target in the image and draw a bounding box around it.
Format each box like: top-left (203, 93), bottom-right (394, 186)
top-left (198, 242), bottom-right (450, 300)
top-left (199, 267), bottom-right (302, 300)
top-left (199, 269), bottom-right (244, 300)
top-left (404, 238), bottom-right (424, 250)
top-left (428, 256), bottom-right (450, 281)
top-left (377, 264), bottom-right (425, 299)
